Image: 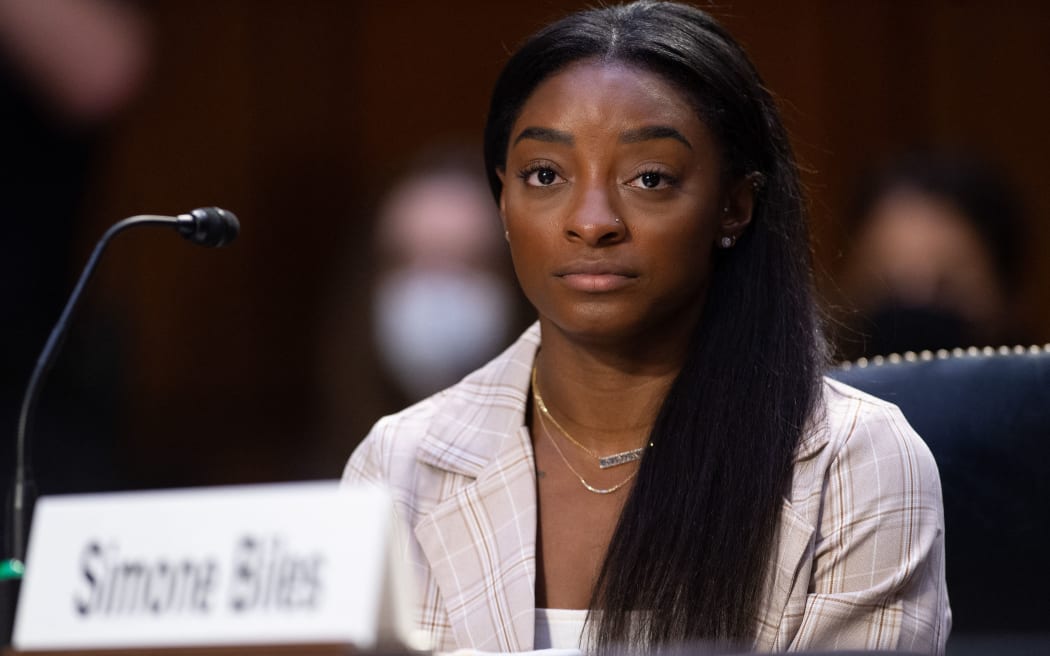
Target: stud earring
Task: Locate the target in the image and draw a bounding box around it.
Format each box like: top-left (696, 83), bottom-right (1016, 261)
top-left (748, 171), bottom-right (767, 191)
top-left (504, 230), bottom-right (510, 242)
top-left (722, 206), bottom-right (730, 214)
top-left (720, 236), bottom-right (735, 248)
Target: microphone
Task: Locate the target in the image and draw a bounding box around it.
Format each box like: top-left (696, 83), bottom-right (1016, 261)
top-left (175, 206), bottom-right (240, 247)
top-left (2, 207), bottom-right (240, 642)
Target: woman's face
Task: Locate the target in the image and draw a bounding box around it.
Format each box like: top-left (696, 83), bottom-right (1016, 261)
top-left (498, 60), bottom-right (746, 345)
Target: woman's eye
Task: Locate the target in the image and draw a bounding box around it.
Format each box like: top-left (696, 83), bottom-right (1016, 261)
top-left (522, 167), bottom-right (561, 186)
top-left (629, 171), bottom-right (673, 189)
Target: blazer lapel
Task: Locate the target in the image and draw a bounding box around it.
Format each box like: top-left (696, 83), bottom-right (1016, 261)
top-left (754, 399), bottom-right (832, 651)
top-left (414, 424), bottom-right (537, 651)
top-left (411, 324), bottom-right (541, 651)
top-left (754, 500), bottom-right (817, 651)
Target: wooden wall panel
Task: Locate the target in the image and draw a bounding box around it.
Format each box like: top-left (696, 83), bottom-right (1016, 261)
top-left (68, 0), bottom-right (1049, 487)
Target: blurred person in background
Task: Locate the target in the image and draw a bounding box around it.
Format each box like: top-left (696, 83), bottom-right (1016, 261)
top-left (370, 147), bottom-right (521, 401)
top-left (0, 0), bottom-right (149, 496)
top-left (312, 146), bottom-right (525, 479)
top-left (834, 150), bottom-right (1030, 360)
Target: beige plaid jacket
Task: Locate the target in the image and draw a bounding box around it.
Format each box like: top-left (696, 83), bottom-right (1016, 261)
top-left (343, 324), bottom-right (950, 653)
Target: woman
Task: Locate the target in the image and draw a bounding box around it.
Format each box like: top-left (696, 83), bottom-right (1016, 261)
top-left (835, 150), bottom-right (1027, 360)
top-left (344, 2), bottom-right (950, 653)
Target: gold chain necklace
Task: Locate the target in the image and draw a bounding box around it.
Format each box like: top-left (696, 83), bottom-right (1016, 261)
top-left (531, 365), bottom-right (650, 469)
top-left (534, 407), bottom-right (638, 495)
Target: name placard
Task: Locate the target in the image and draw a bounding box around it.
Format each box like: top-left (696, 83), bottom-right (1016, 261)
top-left (13, 481), bottom-right (428, 652)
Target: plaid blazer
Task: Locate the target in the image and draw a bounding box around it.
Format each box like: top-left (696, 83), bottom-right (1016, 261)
top-left (343, 324), bottom-right (951, 653)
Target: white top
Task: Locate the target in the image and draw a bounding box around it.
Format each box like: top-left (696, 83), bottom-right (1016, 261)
top-left (533, 608), bottom-right (588, 651)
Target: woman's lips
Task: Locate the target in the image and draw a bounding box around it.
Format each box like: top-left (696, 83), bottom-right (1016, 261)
top-left (555, 264), bottom-right (638, 292)
top-left (559, 273), bottom-right (636, 292)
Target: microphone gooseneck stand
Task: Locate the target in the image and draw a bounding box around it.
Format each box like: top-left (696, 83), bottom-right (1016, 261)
top-left (1, 208), bottom-right (239, 645)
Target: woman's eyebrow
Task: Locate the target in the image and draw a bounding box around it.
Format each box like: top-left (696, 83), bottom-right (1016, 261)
top-left (513, 126), bottom-right (574, 146)
top-left (620, 125), bottom-right (692, 150)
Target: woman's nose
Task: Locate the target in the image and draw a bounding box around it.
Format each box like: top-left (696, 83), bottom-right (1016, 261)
top-left (565, 186), bottom-right (626, 246)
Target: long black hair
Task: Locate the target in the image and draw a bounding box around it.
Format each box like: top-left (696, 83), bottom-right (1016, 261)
top-left (483, 1), bottom-right (825, 650)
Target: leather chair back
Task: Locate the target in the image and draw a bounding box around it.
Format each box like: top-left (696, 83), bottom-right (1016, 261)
top-left (830, 345), bottom-right (1050, 638)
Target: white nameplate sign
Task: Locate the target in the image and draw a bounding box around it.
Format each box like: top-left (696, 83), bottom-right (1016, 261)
top-left (14, 481), bottom-right (428, 652)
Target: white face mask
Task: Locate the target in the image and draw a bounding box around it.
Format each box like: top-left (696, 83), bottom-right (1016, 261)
top-left (373, 267), bottom-right (514, 400)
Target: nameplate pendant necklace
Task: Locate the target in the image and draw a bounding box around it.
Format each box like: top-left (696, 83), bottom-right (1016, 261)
top-left (531, 366), bottom-right (650, 469)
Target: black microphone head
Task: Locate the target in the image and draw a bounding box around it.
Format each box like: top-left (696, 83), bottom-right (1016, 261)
top-left (176, 207), bottom-right (240, 247)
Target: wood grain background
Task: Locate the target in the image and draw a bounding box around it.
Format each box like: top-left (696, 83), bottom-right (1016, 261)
top-left (63, 0), bottom-right (1049, 487)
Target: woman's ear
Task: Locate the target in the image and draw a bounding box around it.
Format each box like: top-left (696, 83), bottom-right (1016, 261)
top-left (719, 171), bottom-right (765, 241)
